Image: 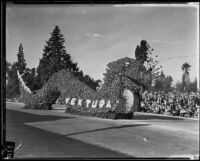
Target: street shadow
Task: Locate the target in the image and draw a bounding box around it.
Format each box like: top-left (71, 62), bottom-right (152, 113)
top-left (65, 124), bottom-right (151, 136)
top-left (6, 110), bottom-right (133, 158)
top-left (133, 114), bottom-right (185, 120)
top-left (6, 109), bottom-right (75, 125)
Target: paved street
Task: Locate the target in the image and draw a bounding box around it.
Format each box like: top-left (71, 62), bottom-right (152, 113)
top-left (6, 102), bottom-right (199, 159)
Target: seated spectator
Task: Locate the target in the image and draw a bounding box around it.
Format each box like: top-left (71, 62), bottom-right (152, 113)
top-left (164, 104), bottom-right (172, 115)
top-left (160, 103), bottom-right (166, 114)
top-left (139, 90), bottom-right (199, 118)
top-left (180, 105), bottom-right (187, 117)
top-left (155, 105), bottom-right (161, 114)
top-left (194, 105), bottom-right (199, 118)
top-left (187, 105), bottom-right (195, 117)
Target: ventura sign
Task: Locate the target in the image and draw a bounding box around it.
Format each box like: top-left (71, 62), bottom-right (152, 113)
top-left (65, 97), bottom-right (119, 109)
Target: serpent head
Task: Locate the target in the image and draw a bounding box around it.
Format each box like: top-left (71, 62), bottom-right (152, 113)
top-left (103, 57), bottom-right (151, 93)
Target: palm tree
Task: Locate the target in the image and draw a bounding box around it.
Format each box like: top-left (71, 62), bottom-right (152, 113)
top-left (181, 62), bottom-right (191, 72)
top-left (181, 62), bottom-right (191, 91)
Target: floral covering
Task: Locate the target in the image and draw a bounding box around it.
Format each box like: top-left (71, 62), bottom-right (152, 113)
top-left (18, 57), bottom-right (151, 119)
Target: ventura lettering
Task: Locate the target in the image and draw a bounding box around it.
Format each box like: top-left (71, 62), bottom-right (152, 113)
top-left (65, 97), bottom-right (119, 109)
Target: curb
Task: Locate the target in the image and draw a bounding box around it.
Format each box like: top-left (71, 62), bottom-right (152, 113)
top-left (134, 112), bottom-right (199, 121)
top-left (6, 102), bottom-right (199, 121)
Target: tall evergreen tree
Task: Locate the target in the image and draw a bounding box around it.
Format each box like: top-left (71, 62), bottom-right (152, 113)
top-left (37, 25), bottom-right (79, 85)
top-left (6, 61), bottom-right (12, 85)
top-left (82, 75), bottom-right (101, 90)
top-left (17, 43), bottom-right (26, 74)
top-left (187, 78), bottom-right (197, 92)
top-left (6, 43), bottom-right (27, 98)
top-left (152, 71), bottom-right (173, 92)
top-left (22, 67), bottom-right (39, 91)
top-left (163, 76), bottom-right (173, 92)
top-left (153, 72), bottom-right (164, 91)
top-left (6, 62), bottom-right (20, 98)
top-left (134, 40), bottom-right (162, 87)
top-left (135, 40), bottom-right (149, 64)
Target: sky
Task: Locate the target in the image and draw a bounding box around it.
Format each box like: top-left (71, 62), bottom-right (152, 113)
top-left (6, 3), bottom-right (199, 86)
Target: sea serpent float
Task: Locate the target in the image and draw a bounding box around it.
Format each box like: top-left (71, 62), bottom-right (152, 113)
top-left (18, 57), bottom-right (151, 119)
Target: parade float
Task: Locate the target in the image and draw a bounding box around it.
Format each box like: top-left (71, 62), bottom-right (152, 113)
top-left (18, 57), bottom-right (151, 119)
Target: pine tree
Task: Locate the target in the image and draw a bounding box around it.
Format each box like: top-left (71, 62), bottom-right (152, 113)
top-left (37, 25), bottom-right (79, 85)
top-left (134, 40), bottom-right (162, 87)
top-left (6, 62), bottom-right (20, 98)
top-left (82, 75), bottom-right (101, 90)
top-left (36, 25), bottom-right (101, 90)
top-left (163, 76), bottom-right (173, 92)
top-left (17, 43), bottom-right (26, 75)
top-left (6, 43), bottom-right (27, 98)
top-left (6, 61), bottom-right (12, 85)
top-left (135, 41), bottom-right (148, 64)
top-left (22, 67), bottom-right (38, 91)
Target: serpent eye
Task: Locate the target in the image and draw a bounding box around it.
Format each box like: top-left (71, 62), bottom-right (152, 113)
top-left (125, 62), bottom-right (130, 67)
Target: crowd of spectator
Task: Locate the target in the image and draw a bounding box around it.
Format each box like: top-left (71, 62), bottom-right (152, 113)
top-left (139, 90), bottom-right (200, 118)
top-left (6, 89), bottom-right (200, 119)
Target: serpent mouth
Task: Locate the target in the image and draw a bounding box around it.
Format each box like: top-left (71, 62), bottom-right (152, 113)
top-left (123, 88), bottom-right (140, 113)
top-left (123, 88), bottom-right (134, 113)
top-left (121, 75), bottom-right (144, 113)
